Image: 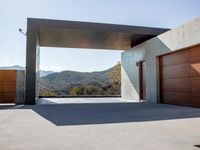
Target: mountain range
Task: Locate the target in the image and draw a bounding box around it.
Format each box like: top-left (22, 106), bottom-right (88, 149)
top-left (39, 64), bottom-right (121, 96)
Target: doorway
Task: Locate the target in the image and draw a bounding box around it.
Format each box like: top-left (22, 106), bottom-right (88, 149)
top-left (139, 61), bottom-right (146, 100)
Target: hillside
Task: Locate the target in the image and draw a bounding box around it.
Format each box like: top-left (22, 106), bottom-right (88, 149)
top-left (39, 64), bottom-right (121, 96)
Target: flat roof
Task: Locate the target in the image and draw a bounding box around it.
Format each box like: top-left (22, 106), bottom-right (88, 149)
top-left (27, 18), bottom-right (169, 50)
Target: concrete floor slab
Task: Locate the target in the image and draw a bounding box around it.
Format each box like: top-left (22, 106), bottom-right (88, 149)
top-left (37, 97), bottom-right (136, 104)
top-left (0, 102), bottom-right (200, 150)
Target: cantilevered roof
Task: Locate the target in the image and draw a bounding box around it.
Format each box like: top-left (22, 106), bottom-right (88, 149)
top-left (27, 18), bottom-right (169, 50)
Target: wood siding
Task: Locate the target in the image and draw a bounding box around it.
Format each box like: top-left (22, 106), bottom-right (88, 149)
top-left (0, 70), bottom-right (16, 103)
top-left (160, 45), bottom-right (200, 107)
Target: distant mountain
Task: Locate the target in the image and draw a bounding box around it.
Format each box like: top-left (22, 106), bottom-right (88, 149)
top-left (0, 65), bottom-right (24, 70)
top-left (0, 65), bottom-right (54, 77)
top-left (39, 64), bottom-right (121, 96)
top-left (40, 70), bottom-right (55, 77)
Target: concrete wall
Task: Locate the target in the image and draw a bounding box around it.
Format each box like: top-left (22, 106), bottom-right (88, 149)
top-left (16, 70), bottom-right (25, 104)
top-left (121, 16), bottom-right (200, 103)
top-left (121, 43), bottom-right (146, 100)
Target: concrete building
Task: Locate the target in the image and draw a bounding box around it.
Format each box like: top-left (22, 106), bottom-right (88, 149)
top-left (122, 17), bottom-right (200, 107)
top-left (24, 17), bottom-right (200, 107)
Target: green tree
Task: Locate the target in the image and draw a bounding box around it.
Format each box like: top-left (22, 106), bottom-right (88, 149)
top-left (70, 87), bottom-right (79, 96)
top-left (40, 90), bottom-right (57, 96)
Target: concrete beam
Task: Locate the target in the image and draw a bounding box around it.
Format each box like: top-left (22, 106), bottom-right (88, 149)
top-left (29, 18), bottom-right (169, 50)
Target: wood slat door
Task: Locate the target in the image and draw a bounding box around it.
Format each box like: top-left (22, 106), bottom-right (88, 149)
top-left (0, 70), bottom-right (16, 103)
top-left (160, 45), bottom-right (200, 108)
top-left (190, 46), bottom-right (200, 107)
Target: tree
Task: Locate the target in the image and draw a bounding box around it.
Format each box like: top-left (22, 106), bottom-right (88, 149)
top-left (69, 87), bottom-right (79, 96)
top-left (40, 90), bottom-right (57, 96)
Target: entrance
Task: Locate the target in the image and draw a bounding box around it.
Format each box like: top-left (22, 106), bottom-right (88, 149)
top-left (139, 61), bottom-right (146, 100)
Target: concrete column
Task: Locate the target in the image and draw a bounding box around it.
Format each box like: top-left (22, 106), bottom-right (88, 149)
top-left (16, 70), bottom-right (25, 104)
top-left (25, 19), bottom-right (40, 104)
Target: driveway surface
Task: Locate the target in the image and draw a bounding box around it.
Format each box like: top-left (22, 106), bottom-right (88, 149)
top-left (0, 101), bottom-right (200, 150)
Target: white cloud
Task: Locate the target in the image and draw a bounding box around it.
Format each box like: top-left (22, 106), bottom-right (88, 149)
top-left (40, 63), bottom-right (63, 72)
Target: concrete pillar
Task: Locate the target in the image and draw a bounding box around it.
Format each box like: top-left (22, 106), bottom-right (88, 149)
top-left (16, 70), bottom-right (25, 104)
top-left (25, 19), bottom-right (40, 104)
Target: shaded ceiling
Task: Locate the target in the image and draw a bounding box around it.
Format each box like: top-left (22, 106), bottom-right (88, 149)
top-left (28, 18), bottom-right (170, 50)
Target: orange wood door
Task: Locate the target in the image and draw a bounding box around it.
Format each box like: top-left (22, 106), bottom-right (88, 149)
top-left (0, 70), bottom-right (16, 103)
top-left (190, 46), bottom-right (200, 107)
top-left (160, 45), bottom-right (200, 108)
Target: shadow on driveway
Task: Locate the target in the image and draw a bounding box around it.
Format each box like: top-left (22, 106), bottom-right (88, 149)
top-left (0, 102), bottom-right (200, 126)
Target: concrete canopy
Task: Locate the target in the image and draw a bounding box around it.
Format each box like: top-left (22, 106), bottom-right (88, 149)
top-left (28, 18), bottom-right (169, 50)
top-left (25, 18), bottom-right (169, 104)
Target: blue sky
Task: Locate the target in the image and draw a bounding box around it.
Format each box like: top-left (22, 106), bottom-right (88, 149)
top-left (0, 0), bottom-right (200, 72)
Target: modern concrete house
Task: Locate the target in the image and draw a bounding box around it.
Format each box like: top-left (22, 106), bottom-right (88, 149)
top-left (24, 17), bottom-right (200, 107)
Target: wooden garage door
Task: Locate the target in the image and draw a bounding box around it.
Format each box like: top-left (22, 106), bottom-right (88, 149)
top-left (160, 45), bottom-right (200, 108)
top-left (0, 70), bottom-right (16, 103)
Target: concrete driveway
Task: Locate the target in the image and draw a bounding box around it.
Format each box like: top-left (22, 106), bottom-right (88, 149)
top-left (0, 102), bottom-right (200, 150)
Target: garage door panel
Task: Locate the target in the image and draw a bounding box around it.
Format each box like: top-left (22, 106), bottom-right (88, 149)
top-left (191, 77), bottom-right (200, 97)
top-left (1, 86), bottom-right (15, 93)
top-left (162, 78), bottom-right (190, 92)
top-left (161, 50), bottom-right (190, 67)
top-left (162, 92), bottom-right (191, 106)
top-left (2, 70), bottom-right (16, 78)
top-left (0, 98), bottom-right (15, 103)
top-left (191, 97), bottom-right (200, 107)
top-left (1, 81), bottom-right (16, 92)
top-left (0, 92), bottom-right (2, 103)
top-left (161, 63), bottom-right (190, 79)
top-left (0, 72), bottom-right (2, 81)
top-left (191, 77), bottom-right (200, 87)
top-left (190, 47), bottom-right (200, 63)
top-left (0, 92), bottom-right (15, 103)
top-left (191, 88), bottom-right (200, 97)
top-left (191, 63), bottom-right (200, 77)
top-left (2, 78), bottom-right (16, 82)
top-left (160, 45), bottom-right (200, 107)
top-left (0, 70), bottom-right (16, 103)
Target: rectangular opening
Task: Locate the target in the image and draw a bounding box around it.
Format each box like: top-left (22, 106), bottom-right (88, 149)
top-left (39, 47), bottom-right (123, 99)
top-left (139, 61), bottom-right (146, 100)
